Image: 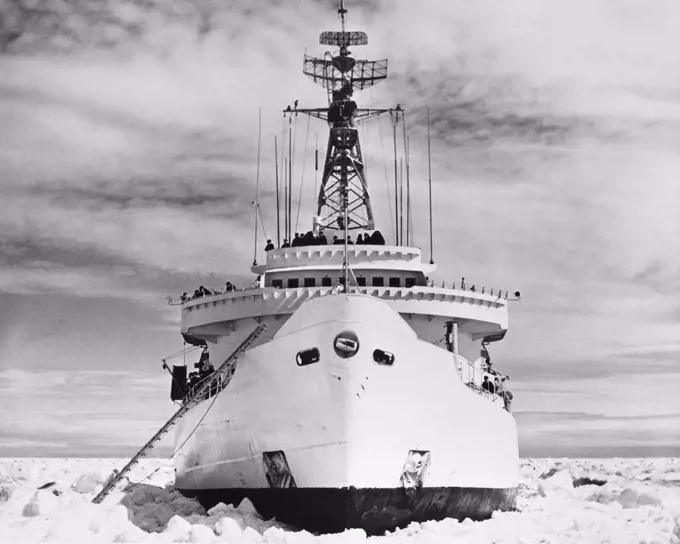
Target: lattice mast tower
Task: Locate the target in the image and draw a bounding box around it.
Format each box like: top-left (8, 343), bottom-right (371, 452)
top-left (298, 0), bottom-right (388, 236)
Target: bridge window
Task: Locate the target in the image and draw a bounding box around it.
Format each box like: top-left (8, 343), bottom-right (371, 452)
top-left (357, 276), bottom-right (366, 287)
top-left (287, 278), bottom-right (299, 288)
top-left (322, 276), bottom-right (332, 287)
top-left (372, 277), bottom-right (384, 287)
top-left (373, 349), bottom-right (395, 366)
top-left (405, 278), bottom-right (416, 288)
top-left (389, 277), bottom-right (401, 288)
top-left (272, 279), bottom-right (283, 289)
top-left (296, 347), bottom-right (320, 367)
top-left (304, 277), bottom-right (316, 288)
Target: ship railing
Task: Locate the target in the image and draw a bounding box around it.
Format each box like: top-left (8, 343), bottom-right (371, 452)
top-left (438, 282), bottom-right (510, 299)
top-left (171, 282), bottom-right (511, 306)
top-left (183, 371), bottom-right (226, 403)
top-left (168, 284), bottom-right (262, 306)
top-left (455, 355), bottom-right (512, 412)
top-left (169, 277), bottom-right (514, 306)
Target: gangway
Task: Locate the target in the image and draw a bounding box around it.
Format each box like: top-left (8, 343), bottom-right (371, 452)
top-left (92, 323), bottom-right (267, 504)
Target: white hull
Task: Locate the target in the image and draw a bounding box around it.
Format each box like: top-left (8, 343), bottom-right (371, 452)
top-left (173, 294), bottom-right (518, 532)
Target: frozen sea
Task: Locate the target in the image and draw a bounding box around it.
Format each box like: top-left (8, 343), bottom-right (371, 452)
top-left (0, 457), bottom-right (679, 543)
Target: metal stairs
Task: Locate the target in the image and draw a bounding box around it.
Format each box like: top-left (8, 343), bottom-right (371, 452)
top-left (92, 323), bottom-right (267, 504)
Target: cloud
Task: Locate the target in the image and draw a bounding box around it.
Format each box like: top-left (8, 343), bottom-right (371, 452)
top-left (1, 0), bottom-right (679, 456)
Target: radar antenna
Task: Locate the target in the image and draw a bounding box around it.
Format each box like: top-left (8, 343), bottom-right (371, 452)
top-left (339, 0), bottom-right (347, 33)
top-left (291, 1), bottom-right (391, 235)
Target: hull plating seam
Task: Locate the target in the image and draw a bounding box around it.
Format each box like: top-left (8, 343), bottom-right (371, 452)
top-left (178, 485), bottom-right (518, 535)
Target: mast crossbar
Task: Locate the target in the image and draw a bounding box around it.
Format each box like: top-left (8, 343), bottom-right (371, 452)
top-left (284, 108), bottom-right (393, 125)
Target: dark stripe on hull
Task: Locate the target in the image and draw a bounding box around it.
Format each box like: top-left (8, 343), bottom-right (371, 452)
top-left (178, 486), bottom-right (518, 535)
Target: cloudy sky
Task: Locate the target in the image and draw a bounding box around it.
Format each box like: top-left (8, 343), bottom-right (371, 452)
top-left (0, 0), bottom-right (678, 459)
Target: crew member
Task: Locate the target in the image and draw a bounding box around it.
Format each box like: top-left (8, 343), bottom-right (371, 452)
top-left (481, 376), bottom-right (492, 393)
top-left (369, 231), bottom-right (385, 245)
top-left (302, 231), bottom-right (315, 245)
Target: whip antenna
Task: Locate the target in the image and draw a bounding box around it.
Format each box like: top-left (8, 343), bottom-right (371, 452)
top-left (252, 107), bottom-right (262, 266)
top-left (427, 107), bottom-right (434, 265)
top-left (274, 135), bottom-right (281, 247)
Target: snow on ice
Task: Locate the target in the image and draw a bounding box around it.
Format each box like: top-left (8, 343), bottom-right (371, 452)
top-left (0, 457), bottom-right (679, 543)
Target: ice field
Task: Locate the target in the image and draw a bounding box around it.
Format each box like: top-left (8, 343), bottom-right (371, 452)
top-left (0, 457), bottom-right (679, 543)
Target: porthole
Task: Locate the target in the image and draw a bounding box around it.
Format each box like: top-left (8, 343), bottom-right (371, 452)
top-left (296, 347), bottom-right (320, 367)
top-left (373, 349), bottom-right (395, 366)
top-left (334, 331), bottom-right (359, 358)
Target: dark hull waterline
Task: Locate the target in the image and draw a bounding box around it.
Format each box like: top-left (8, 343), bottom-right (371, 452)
top-left (178, 485), bottom-right (518, 535)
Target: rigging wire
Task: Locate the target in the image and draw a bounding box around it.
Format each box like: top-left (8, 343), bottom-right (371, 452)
top-left (288, 119), bottom-right (293, 239)
top-left (378, 115), bottom-right (395, 242)
top-left (392, 112), bottom-right (399, 245)
top-left (294, 114), bottom-right (312, 233)
top-left (314, 132), bottom-right (319, 206)
top-left (407, 134), bottom-right (415, 245)
top-left (291, 113), bottom-right (300, 179)
top-left (362, 117), bottom-right (371, 224)
top-left (252, 107), bottom-right (262, 266)
top-left (163, 345), bottom-right (200, 362)
top-left (257, 206), bottom-right (269, 243)
top-left (280, 116), bottom-right (287, 241)
top-left (122, 391), bottom-right (221, 492)
top-left (402, 112), bottom-right (412, 246)
top-left (274, 135), bottom-right (281, 247)
top-left (287, 114), bottom-right (298, 238)
top-left (399, 157), bottom-right (404, 245)
top-left (427, 106), bottom-right (435, 264)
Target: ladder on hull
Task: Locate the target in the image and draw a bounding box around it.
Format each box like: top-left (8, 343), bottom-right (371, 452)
top-left (92, 323), bottom-right (267, 504)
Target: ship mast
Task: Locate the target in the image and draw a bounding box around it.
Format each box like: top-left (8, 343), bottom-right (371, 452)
top-left (285, 1), bottom-right (396, 289)
top-left (289, 1), bottom-right (391, 237)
